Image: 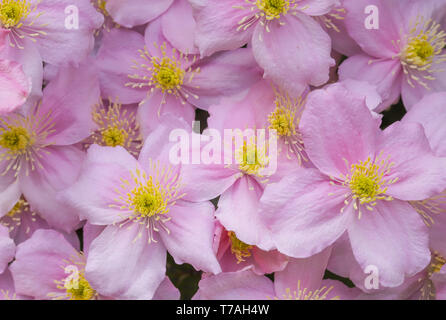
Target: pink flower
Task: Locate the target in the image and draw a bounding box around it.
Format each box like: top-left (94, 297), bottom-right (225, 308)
top-left (258, 83), bottom-right (446, 287)
top-left (339, 0), bottom-right (446, 111)
top-left (189, 0), bottom-right (337, 96)
top-left (96, 23), bottom-right (261, 133)
top-left (0, 0), bottom-right (103, 65)
top-left (9, 229), bottom-right (179, 300)
top-left (196, 247), bottom-right (359, 300)
top-left (213, 221), bottom-right (288, 275)
top-left (0, 62), bottom-right (100, 232)
top-left (62, 120), bottom-right (221, 299)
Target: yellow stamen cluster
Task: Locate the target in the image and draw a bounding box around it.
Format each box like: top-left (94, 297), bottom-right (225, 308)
top-left (111, 163), bottom-right (184, 242)
top-left (0, 0), bottom-right (31, 28)
top-left (65, 273), bottom-right (96, 301)
top-left (272, 281), bottom-right (340, 300)
top-left (268, 91), bottom-right (306, 164)
top-left (0, 126), bottom-right (33, 154)
top-left (335, 153), bottom-right (397, 218)
top-left (130, 174), bottom-right (169, 219)
top-left (347, 156), bottom-right (395, 205)
top-left (235, 139), bottom-right (268, 177)
top-left (228, 231), bottom-right (253, 263)
top-left (90, 101), bottom-right (142, 155)
top-left (256, 0), bottom-right (290, 20)
top-left (126, 43), bottom-right (200, 106)
top-left (397, 16), bottom-right (446, 89)
top-left (268, 105), bottom-right (296, 137)
top-left (0, 109), bottom-right (55, 176)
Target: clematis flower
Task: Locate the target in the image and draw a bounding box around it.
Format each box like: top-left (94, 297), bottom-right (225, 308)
top-left (339, 0), bottom-right (446, 111)
top-left (0, 62), bottom-right (100, 232)
top-left (0, 0), bottom-right (103, 65)
top-left (96, 22), bottom-right (261, 134)
top-left (189, 0), bottom-right (337, 96)
top-left (9, 229), bottom-right (179, 300)
top-left (0, 224), bottom-right (14, 274)
top-left (62, 118), bottom-right (221, 300)
top-left (257, 83), bottom-right (446, 287)
top-left (213, 221), bottom-right (288, 275)
top-left (196, 247), bottom-right (359, 300)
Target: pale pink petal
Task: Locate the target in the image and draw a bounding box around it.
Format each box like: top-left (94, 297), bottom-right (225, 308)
top-left (300, 83), bottom-right (379, 178)
top-left (9, 229), bottom-right (78, 299)
top-left (378, 122), bottom-right (446, 201)
top-left (339, 54), bottom-right (403, 112)
top-left (159, 200), bottom-right (221, 274)
top-left (137, 91), bottom-right (195, 138)
top-left (161, 0), bottom-right (198, 54)
top-left (0, 59), bottom-right (30, 115)
top-left (152, 277), bottom-right (180, 300)
top-left (186, 48), bottom-right (262, 110)
top-left (39, 61), bottom-right (99, 146)
top-left (403, 92), bottom-right (446, 157)
top-left (274, 247), bottom-right (332, 297)
top-left (30, 0), bottom-right (104, 66)
top-left (298, 0), bottom-right (340, 16)
top-left (251, 248), bottom-right (288, 275)
top-left (252, 14), bottom-right (334, 97)
top-left (0, 179), bottom-right (20, 218)
top-left (196, 269), bottom-right (275, 299)
top-left (0, 225), bottom-right (14, 274)
top-left (62, 145), bottom-right (138, 226)
top-left (19, 146), bottom-right (84, 232)
top-left (343, 0), bottom-right (403, 58)
top-left (106, 0), bottom-right (173, 28)
top-left (347, 200), bottom-right (430, 287)
top-left (189, 0), bottom-right (255, 57)
top-left (85, 223), bottom-right (166, 300)
top-left (259, 168), bottom-right (350, 258)
top-left (96, 28), bottom-right (147, 104)
top-left (217, 176), bottom-right (274, 251)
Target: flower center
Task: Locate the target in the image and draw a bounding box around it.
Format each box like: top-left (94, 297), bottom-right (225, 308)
top-left (403, 34), bottom-right (436, 67)
top-left (151, 56), bottom-right (185, 92)
top-left (0, 0), bottom-right (30, 28)
top-left (0, 126), bottom-right (33, 154)
top-left (235, 140), bottom-right (268, 176)
top-left (430, 253), bottom-right (446, 274)
top-left (256, 0), bottom-right (290, 20)
top-left (89, 101), bottom-right (142, 155)
top-left (131, 178), bottom-right (169, 218)
top-left (101, 126), bottom-right (127, 147)
top-left (397, 16), bottom-right (446, 89)
top-left (64, 273), bottom-right (96, 301)
top-left (348, 157), bottom-right (393, 205)
top-left (228, 231), bottom-right (252, 264)
top-left (268, 98), bottom-right (297, 137)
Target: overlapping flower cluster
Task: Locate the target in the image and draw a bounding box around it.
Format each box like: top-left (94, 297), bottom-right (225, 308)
top-left (0, 0), bottom-right (445, 300)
